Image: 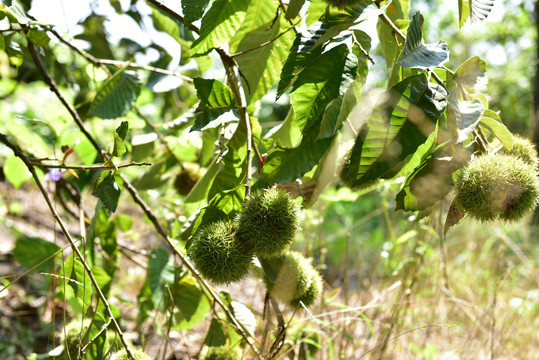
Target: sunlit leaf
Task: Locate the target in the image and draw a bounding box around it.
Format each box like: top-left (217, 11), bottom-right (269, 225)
top-left (447, 90), bottom-right (484, 143)
top-left (112, 121), bottom-right (128, 157)
top-left (453, 56), bottom-right (487, 88)
top-left (480, 116), bottom-right (513, 150)
top-left (191, 0), bottom-right (250, 56)
top-left (470, 0), bottom-right (495, 23)
top-left (27, 28), bottom-right (50, 47)
top-left (398, 12), bottom-right (449, 70)
top-left (286, 0), bottom-right (305, 19)
top-left (229, 301), bottom-right (256, 337)
top-left (4, 154), bottom-right (32, 189)
top-left (230, 0), bottom-right (295, 104)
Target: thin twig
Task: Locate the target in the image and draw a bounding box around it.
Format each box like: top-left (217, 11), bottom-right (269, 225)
top-left (231, 20), bottom-right (300, 58)
top-left (27, 40), bottom-right (260, 357)
top-left (219, 51), bottom-right (254, 199)
top-left (379, 11), bottom-right (406, 42)
top-left (278, 0), bottom-right (299, 34)
top-left (28, 161), bottom-right (151, 170)
top-left (0, 133), bottom-right (135, 360)
top-left (145, 0), bottom-right (200, 34)
top-left (357, 324), bottom-right (456, 359)
top-left (49, 29), bottom-right (192, 80)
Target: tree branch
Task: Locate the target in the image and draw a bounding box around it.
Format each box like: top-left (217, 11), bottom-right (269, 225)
top-left (0, 133), bottom-right (135, 360)
top-left (145, 0), bottom-right (200, 35)
top-left (27, 39), bottom-right (260, 358)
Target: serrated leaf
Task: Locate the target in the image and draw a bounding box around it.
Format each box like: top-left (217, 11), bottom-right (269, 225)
top-left (2, 0), bottom-right (28, 25)
top-left (191, 0), bottom-right (250, 56)
top-left (479, 116), bottom-right (513, 150)
top-left (182, 0), bottom-right (211, 25)
top-left (342, 74), bottom-right (447, 187)
top-left (277, 2), bottom-right (376, 98)
top-left (66, 255), bottom-right (93, 312)
top-left (230, 0), bottom-right (295, 104)
top-left (194, 78), bottom-right (236, 108)
top-left (13, 237), bottom-right (61, 273)
top-left (92, 171), bottom-right (122, 213)
top-left (89, 69), bottom-right (141, 119)
top-left (4, 154), bottom-right (32, 189)
top-left (112, 121), bottom-right (128, 157)
top-left (193, 108), bottom-right (240, 132)
top-left (173, 274), bottom-right (211, 330)
top-left (458, 0), bottom-right (470, 28)
top-left (447, 90), bottom-right (484, 143)
top-left (469, 0), bottom-right (495, 23)
top-left (453, 56), bottom-right (487, 88)
top-left (319, 32), bottom-right (371, 139)
top-left (289, 44), bottom-right (357, 137)
top-left (398, 12), bottom-right (449, 70)
top-left (260, 129), bottom-right (334, 184)
top-left (192, 78), bottom-right (239, 131)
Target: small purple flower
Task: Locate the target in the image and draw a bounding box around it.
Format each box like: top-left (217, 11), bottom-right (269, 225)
top-left (47, 168), bottom-right (62, 182)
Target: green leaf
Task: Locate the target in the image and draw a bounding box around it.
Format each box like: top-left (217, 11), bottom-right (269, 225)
top-left (453, 56), bottom-right (487, 88)
top-left (480, 116), bottom-right (513, 150)
top-left (26, 28), bottom-right (50, 47)
top-left (447, 90), bottom-right (484, 143)
top-left (286, 0), bottom-right (305, 19)
top-left (208, 147), bottom-right (245, 200)
top-left (173, 274), bottom-right (211, 330)
top-left (182, 0), bottom-right (211, 25)
top-left (289, 44), bottom-right (356, 137)
top-left (191, 0), bottom-right (250, 56)
top-left (203, 318), bottom-right (227, 347)
top-left (194, 78), bottom-right (236, 108)
top-left (4, 154), bottom-right (31, 189)
top-left (230, 0), bottom-right (295, 104)
top-left (147, 248), bottom-right (175, 311)
top-left (89, 68), bottom-right (142, 119)
top-left (319, 33), bottom-right (371, 139)
top-left (2, 0), bottom-right (28, 25)
top-left (112, 121), bottom-right (128, 157)
top-left (91, 171), bottom-right (122, 213)
top-left (192, 78), bottom-right (239, 131)
top-left (458, 0), bottom-right (469, 27)
top-left (260, 129), bottom-right (334, 184)
top-left (191, 185), bottom-right (245, 236)
top-left (277, 3), bottom-right (376, 98)
top-left (150, 6), bottom-right (181, 43)
top-left (342, 74), bottom-right (447, 187)
top-left (398, 12), bottom-right (449, 70)
top-left (65, 255), bottom-right (93, 313)
top-left (13, 237), bottom-right (61, 273)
